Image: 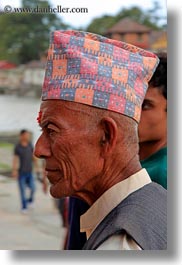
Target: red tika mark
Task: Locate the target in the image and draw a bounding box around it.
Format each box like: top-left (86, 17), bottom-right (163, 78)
top-left (37, 111), bottom-right (42, 125)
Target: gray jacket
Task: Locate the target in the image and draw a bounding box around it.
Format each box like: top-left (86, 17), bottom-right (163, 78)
top-left (83, 183), bottom-right (167, 250)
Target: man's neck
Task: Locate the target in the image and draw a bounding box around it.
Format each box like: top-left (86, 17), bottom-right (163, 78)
top-left (80, 155), bottom-right (142, 206)
top-left (139, 140), bottom-right (167, 160)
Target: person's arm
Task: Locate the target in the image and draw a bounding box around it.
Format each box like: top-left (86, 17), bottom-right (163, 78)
top-left (33, 155), bottom-right (40, 173)
top-left (12, 155), bottom-right (19, 178)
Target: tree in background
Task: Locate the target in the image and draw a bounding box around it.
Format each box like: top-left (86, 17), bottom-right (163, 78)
top-left (0, 0), bottom-right (166, 63)
top-left (0, 0), bottom-right (69, 64)
top-left (87, 1), bottom-right (166, 35)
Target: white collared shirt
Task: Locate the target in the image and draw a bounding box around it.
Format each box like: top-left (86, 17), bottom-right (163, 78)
top-left (80, 169), bottom-right (151, 250)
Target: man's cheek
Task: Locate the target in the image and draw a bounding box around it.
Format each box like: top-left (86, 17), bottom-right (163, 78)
top-left (53, 149), bottom-right (76, 181)
top-left (51, 140), bottom-right (67, 162)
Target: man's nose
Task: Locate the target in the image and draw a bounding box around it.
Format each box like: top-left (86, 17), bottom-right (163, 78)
top-left (34, 134), bottom-right (51, 159)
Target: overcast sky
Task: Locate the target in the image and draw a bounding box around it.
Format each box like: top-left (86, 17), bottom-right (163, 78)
top-left (1, 0), bottom-right (167, 28)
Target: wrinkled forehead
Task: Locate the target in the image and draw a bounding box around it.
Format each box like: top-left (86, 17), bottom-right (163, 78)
top-left (38, 100), bottom-right (65, 123)
top-left (40, 100), bottom-right (97, 116)
top-left (40, 100), bottom-right (58, 112)
top-left (37, 100), bottom-right (96, 126)
top-left (39, 100), bottom-right (71, 118)
top-left (37, 100), bottom-right (61, 125)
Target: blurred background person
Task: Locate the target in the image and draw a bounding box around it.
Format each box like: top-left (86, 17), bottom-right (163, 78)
top-left (67, 197), bottom-right (90, 250)
top-left (139, 53), bottom-right (167, 189)
top-left (12, 129), bottom-right (39, 213)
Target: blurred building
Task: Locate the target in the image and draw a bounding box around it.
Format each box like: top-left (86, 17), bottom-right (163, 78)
top-left (0, 59), bottom-right (45, 97)
top-left (0, 20), bottom-right (167, 96)
top-left (106, 17), bottom-right (167, 52)
top-left (21, 60), bottom-right (45, 97)
top-left (0, 61), bottom-right (17, 70)
top-left (150, 31), bottom-right (167, 52)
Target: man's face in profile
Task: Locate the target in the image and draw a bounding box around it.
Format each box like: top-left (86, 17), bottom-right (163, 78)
top-left (34, 100), bottom-right (104, 200)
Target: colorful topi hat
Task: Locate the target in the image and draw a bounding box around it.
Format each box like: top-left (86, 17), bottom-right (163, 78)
top-left (42, 30), bottom-right (159, 122)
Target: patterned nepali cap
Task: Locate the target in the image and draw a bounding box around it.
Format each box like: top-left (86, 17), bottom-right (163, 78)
top-left (42, 30), bottom-right (159, 122)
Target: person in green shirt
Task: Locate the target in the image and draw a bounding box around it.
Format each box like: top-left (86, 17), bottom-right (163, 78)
top-left (138, 53), bottom-right (167, 189)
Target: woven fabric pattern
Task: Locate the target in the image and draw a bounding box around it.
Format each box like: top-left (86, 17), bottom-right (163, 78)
top-left (42, 30), bottom-right (159, 122)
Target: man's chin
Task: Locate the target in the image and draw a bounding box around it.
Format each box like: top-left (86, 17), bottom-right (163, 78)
top-left (49, 182), bottom-right (68, 199)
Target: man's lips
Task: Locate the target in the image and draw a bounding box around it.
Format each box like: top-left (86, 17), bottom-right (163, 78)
top-left (45, 168), bottom-right (63, 184)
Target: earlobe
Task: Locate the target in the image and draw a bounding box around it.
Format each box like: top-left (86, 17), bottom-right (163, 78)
top-left (99, 117), bottom-right (118, 157)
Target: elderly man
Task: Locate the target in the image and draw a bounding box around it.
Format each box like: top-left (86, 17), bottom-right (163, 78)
top-left (34, 30), bottom-right (167, 250)
top-left (66, 54), bottom-right (167, 250)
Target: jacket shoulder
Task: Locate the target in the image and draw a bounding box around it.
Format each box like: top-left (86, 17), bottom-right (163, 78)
top-left (83, 183), bottom-right (167, 250)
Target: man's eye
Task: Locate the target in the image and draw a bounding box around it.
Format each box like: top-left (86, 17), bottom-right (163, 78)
top-left (47, 128), bottom-right (56, 136)
top-left (142, 102), bottom-right (152, 110)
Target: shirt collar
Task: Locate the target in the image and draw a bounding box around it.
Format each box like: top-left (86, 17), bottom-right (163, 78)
top-left (80, 168), bottom-right (151, 239)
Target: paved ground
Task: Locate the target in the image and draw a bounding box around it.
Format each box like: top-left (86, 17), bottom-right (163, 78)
top-left (0, 175), bottom-right (67, 250)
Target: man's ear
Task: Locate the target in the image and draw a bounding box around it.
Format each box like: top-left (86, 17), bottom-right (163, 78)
top-left (99, 117), bottom-right (118, 157)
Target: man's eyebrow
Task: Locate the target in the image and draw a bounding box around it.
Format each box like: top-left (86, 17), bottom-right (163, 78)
top-left (39, 120), bottom-right (60, 129)
top-left (143, 98), bottom-right (154, 103)
top-left (39, 120), bottom-right (48, 129)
